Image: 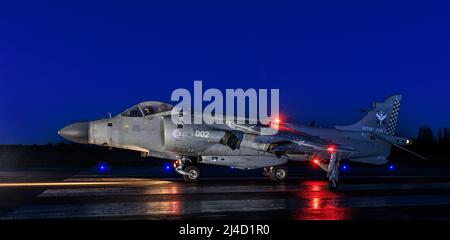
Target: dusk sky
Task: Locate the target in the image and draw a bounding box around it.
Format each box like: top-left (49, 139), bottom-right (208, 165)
top-left (1, 1), bottom-right (450, 144)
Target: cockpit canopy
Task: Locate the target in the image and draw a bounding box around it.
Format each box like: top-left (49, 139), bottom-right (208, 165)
top-left (120, 101), bottom-right (173, 117)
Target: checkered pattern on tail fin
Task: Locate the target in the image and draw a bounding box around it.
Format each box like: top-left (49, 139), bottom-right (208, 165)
top-left (386, 99), bottom-right (401, 136)
top-left (335, 95), bottom-right (402, 136)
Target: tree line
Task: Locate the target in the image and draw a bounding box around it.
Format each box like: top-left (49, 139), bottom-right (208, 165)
top-left (417, 127), bottom-right (450, 144)
top-left (409, 126), bottom-right (450, 161)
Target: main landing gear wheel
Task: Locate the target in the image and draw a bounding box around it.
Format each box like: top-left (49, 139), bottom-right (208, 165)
top-left (269, 165), bottom-right (288, 182)
top-left (182, 165), bottom-right (200, 183)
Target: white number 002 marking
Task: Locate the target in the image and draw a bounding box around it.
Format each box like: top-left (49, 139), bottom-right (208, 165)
top-left (195, 130), bottom-right (210, 138)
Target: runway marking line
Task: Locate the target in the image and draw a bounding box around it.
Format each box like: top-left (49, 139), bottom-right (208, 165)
top-left (0, 180), bottom-right (172, 188)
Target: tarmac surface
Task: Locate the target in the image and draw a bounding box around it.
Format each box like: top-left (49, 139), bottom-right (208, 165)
top-left (2, 164), bottom-right (450, 220)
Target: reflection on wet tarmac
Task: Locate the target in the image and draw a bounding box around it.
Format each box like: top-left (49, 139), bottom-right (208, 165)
top-left (147, 184), bottom-right (181, 216)
top-left (3, 167), bottom-right (450, 220)
top-left (294, 181), bottom-right (350, 220)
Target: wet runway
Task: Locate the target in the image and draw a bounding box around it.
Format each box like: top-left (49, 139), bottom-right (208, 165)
top-left (2, 166), bottom-right (450, 220)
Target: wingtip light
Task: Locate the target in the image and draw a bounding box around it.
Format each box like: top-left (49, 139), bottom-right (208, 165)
top-left (326, 146), bottom-right (336, 153)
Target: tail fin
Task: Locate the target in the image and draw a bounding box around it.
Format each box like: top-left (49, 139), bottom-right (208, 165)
top-left (336, 95), bottom-right (402, 136)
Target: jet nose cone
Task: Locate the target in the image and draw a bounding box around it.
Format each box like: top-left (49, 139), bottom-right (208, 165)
top-left (58, 122), bottom-right (90, 144)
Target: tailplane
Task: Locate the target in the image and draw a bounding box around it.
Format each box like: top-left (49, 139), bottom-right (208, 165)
top-left (336, 95), bottom-right (402, 136)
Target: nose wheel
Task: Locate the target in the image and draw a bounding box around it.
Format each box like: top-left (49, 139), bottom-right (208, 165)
top-left (174, 157), bottom-right (201, 183)
top-left (182, 165), bottom-right (200, 182)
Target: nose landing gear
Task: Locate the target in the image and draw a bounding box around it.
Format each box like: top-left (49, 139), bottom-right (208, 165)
top-left (174, 156), bottom-right (201, 183)
top-left (182, 165), bottom-right (200, 182)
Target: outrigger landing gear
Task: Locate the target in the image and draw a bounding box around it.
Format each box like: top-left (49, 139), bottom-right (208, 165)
top-left (174, 156), bottom-right (200, 183)
top-left (265, 165), bottom-right (288, 182)
top-left (327, 152), bottom-right (340, 191)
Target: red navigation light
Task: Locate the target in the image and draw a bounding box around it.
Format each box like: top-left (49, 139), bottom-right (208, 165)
top-left (173, 160), bottom-right (180, 168)
top-left (326, 146), bottom-right (336, 153)
top-left (270, 116), bottom-right (282, 130)
top-left (312, 159), bottom-right (320, 165)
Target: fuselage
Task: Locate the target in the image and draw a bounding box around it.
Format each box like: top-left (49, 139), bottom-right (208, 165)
top-left (63, 113), bottom-right (391, 166)
top-left (58, 96), bottom-right (410, 187)
top-left (59, 100), bottom-right (412, 169)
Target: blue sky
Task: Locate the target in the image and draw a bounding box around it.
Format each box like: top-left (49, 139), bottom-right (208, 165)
top-left (1, 1), bottom-right (449, 144)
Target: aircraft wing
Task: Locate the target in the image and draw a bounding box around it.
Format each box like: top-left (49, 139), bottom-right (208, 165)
top-left (209, 121), bottom-right (357, 154)
top-left (256, 124), bottom-right (358, 154)
top-left (266, 139), bottom-right (357, 154)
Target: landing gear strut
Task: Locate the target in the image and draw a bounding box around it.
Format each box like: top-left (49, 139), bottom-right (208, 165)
top-left (265, 165), bottom-right (288, 182)
top-left (174, 156), bottom-right (200, 183)
top-left (327, 152), bottom-right (340, 191)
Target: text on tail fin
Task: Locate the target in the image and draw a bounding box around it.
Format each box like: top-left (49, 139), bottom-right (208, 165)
top-left (336, 94), bottom-right (402, 136)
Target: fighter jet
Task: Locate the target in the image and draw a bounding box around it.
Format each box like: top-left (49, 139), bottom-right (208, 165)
top-left (58, 95), bottom-right (423, 190)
